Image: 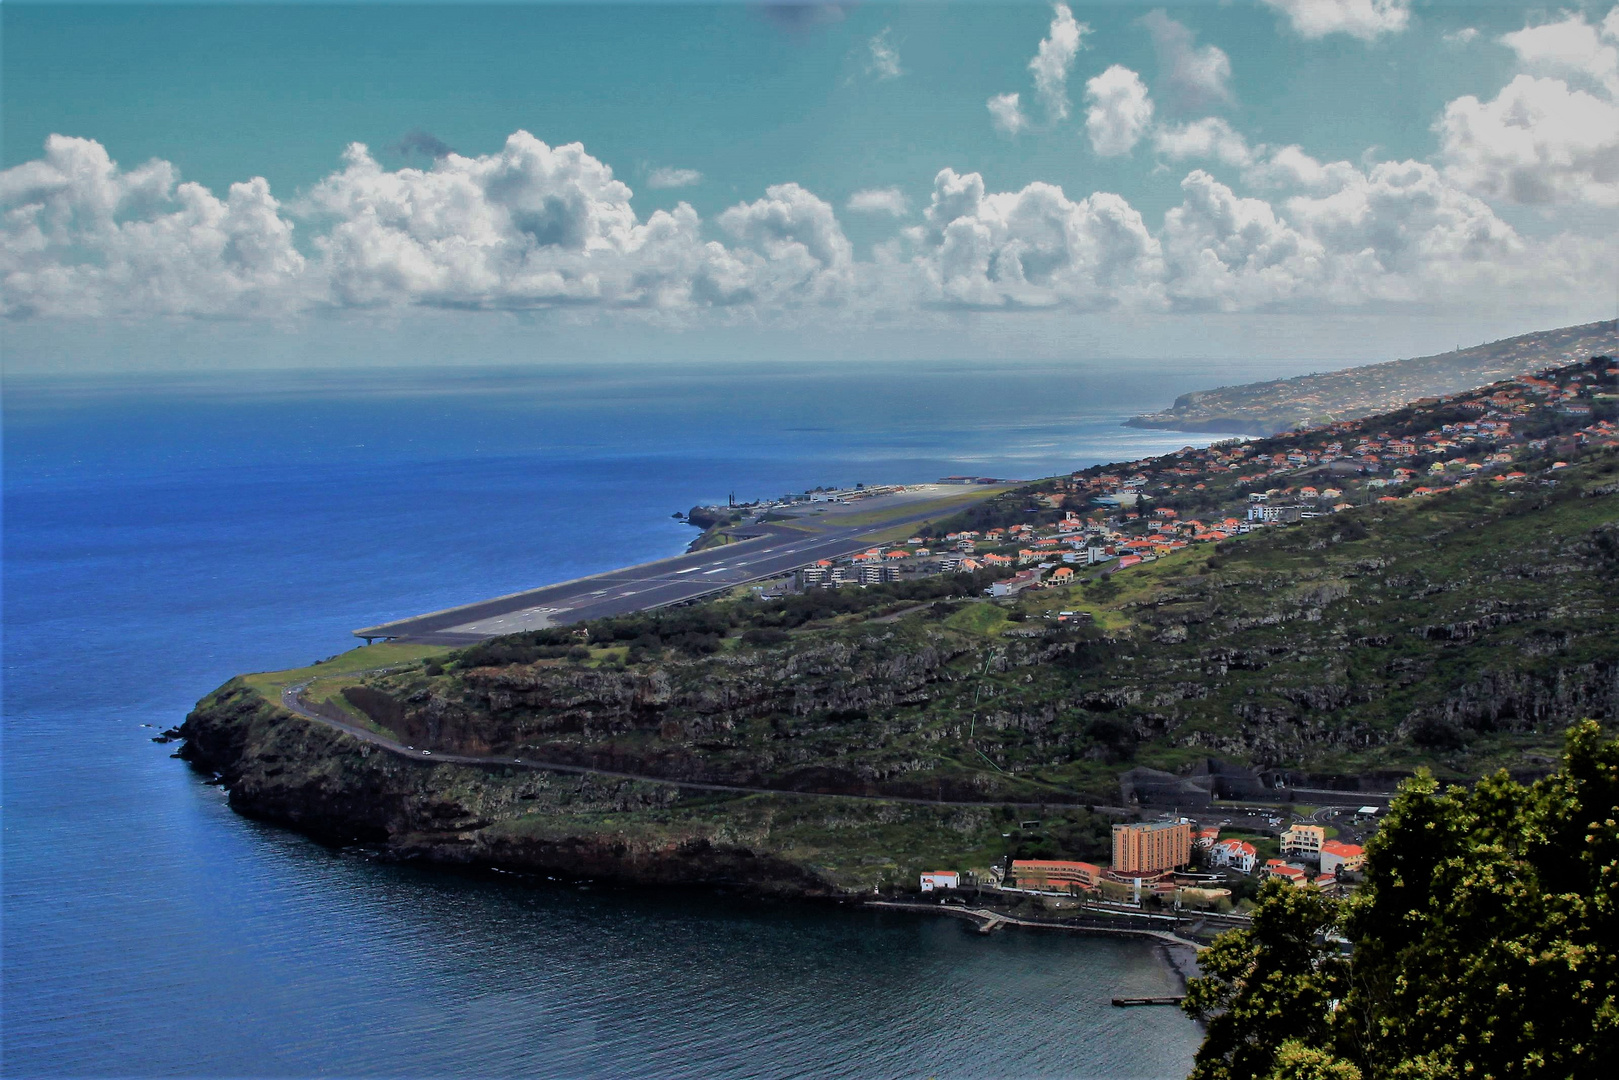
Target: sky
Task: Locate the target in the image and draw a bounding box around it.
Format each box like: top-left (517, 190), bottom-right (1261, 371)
top-left (3, 1), bottom-right (1618, 372)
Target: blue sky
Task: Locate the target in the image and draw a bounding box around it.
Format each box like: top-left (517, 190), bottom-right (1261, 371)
top-left (3, 2), bottom-right (1617, 370)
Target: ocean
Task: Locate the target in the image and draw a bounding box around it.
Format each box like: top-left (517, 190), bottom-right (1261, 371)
top-left (2, 356), bottom-right (1308, 1078)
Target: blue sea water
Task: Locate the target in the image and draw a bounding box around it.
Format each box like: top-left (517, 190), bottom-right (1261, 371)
top-left (3, 357), bottom-right (1304, 1078)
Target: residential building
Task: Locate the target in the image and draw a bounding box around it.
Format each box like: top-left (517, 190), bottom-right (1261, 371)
top-left (857, 564), bottom-right (896, 586)
top-left (1264, 859), bottom-right (1310, 886)
top-left (1319, 840), bottom-right (1365, 876)
top-left (1209, 838), bottom-right (1257, 874)
top-left (1281, 824), bottom-right (1326, 860)
top-left (919, 871), bottom-right (959, 892)
top-left (1011, 860), bottom-right (1104, 892)
top-left (1112, 820), bottom-right (1193, 874)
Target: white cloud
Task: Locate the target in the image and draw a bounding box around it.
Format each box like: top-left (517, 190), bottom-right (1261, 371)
top-left (847, 188), bottom-right (908, 215)
top-left (1141, 10), bottom-right (1234, 111)
top-left (1500, 7), bottom-right (1618, 98)
top-left (1153, 117), bottom-right (1255, 167)
top-left (1443, 28), bottom-right (1480, 46)
top-left (3, 130), bottom-right (1612, 326)
top-left (1160, 158), bottom-right (1602, 312)
top-left (1029, 3), bottom-right (1088, 121)
top-left (0, 134), bottom-right (307, 318)
top-left (1260, 0), bottom-right (1410, 41)
top-left (987, 92), bottom-right (1031, 135)
top-left (1433, 9), bottom-right (1619, 208)
top-left (1242, 145), bottom-right (1364, 193)
top-left (1085, 66), bottom-right (1155, 157)
top-left (305, 134), bottom-right (722, 310)
top-left (1438, 74), bottom-right (1619, 207)
top-left (1162, 170), bottom-right (1321, 309)
top-left (717, 183), bottom-right (854, 303)
top-left (647, 167), bottom-right (703, 189)
top-left (866, 28), bottom-right (903, 80)
top-left (909, 167), bottom-right (1165, 310)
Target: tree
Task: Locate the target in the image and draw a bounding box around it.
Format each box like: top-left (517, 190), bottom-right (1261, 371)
top-left (1184, 880), bottom-right (1346, 1080)
top-left (1183, 721), bottom-right (1619, 1080)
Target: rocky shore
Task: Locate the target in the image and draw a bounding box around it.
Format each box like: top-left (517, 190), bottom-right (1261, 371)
top-left (180, 682), bottom-right (848, 896)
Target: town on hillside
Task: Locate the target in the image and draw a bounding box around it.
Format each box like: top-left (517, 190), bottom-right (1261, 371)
top-left (698, 355), bottom-right (1618, 602)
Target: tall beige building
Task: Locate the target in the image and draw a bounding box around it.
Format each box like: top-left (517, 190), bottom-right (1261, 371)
top-left (1112, 820), bottom-right (1193, 873)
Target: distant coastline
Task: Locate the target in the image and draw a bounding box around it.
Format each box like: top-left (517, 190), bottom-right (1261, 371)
top-left (1124, 320), bottom-right (1618, 437)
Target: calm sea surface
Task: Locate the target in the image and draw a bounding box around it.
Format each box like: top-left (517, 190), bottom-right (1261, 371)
top-left (3, 357), bottom-right (1306, 1078)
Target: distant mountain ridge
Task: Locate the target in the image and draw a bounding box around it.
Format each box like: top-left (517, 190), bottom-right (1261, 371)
top-left (1127, 320), bottom-right (1619, 436)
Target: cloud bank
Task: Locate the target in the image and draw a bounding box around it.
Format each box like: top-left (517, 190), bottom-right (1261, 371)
top-left (3, 8), bottom-right (1614, 327)
top-left (4, 129), bottom-right (1606, 324)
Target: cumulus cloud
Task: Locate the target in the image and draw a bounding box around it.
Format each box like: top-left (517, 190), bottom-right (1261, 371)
top-left (1443, 27), bottom-right (1480, 47)
top-left (1029, 3), bottom-right (1088, 121)
top-left (647, 167), bottom-right (704, 189)
top-left (1500, 7), bottom-right (1619, 98)
top-left (1260, 0), bottom-right (1410, 41)
top-left (1153, 117), bottom-right (1255, 167)
top-left (718, 182), bottom-right (853, 303)
top-left (1141, 10), bottom-right (1234, 111)
top-left (1437, 9), bottom-right (1619, 208)
top-left (847, 188), bottom-right (908, 215)
top-left (1085, 66), bottom-right (1155, 156)
top-left (1438, 74), bottom-right (1619, 207)
top-left (1, 135), bottom-right (307, 318)
top-left (908, 167), bottom-right (1164, 310)
top-left (987, 92), bottom-right (1031, 135)
top-left (1242, 144), bottom-right (1364, 193)
top-left (1159, 158), bottom-right (1594, 311)
top-left (2, 130), bottom-right (1612, 324)
top-left (866, 28), bottom-right (903, 80)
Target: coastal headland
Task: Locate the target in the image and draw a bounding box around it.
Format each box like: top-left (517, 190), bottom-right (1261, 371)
top-left (183, 347), bottom-right (1619, 911)
top-left (1126, 320), bottom-right (1617, 436)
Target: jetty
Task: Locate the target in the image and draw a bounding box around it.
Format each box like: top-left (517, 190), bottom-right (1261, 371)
top-left (865, 900), bottom-right (1206, 950)
top-left (1112, 996), bottom-right (1186, 1007)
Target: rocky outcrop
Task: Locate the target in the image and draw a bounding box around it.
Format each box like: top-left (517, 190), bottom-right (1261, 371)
top-left (179, 681), bottom-right (842, 895)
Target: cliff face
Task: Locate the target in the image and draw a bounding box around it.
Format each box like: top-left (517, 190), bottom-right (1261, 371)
top-left (179, 683), bottom-right (843, 894)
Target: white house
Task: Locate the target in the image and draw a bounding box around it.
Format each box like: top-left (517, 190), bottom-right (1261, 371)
top-left (1209, 839), bottom-right (1257, 874)
top-left (919, 871), bottom-right (959, 892)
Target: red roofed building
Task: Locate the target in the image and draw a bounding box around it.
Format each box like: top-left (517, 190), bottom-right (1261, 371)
top-left (1319, 840), bottom-right (1365, 876)
top-left (1265, 860), bottom-right (1309, 886)
top-left (1210, 839), bottom-right (1257, 874)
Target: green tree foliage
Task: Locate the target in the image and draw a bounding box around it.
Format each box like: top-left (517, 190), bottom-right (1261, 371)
top-left (1185, 720), bottom-right (1618, 1080)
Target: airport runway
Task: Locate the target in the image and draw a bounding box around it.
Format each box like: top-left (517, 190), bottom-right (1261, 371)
top-left (353, 505), bottom-right (966, 644)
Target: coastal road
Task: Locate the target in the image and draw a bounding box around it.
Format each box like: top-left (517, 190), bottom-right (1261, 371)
top-left (277, 676), bottom-right (1131, 814)
top-left (353, 495), bottom-right (997, 645)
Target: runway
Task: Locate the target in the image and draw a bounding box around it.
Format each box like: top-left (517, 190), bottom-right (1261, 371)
top-left (352, 505), bottom-right (964, 644)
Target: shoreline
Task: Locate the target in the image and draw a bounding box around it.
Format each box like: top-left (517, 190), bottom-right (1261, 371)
top-left (864, 899), bottom-right (1205, 997)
